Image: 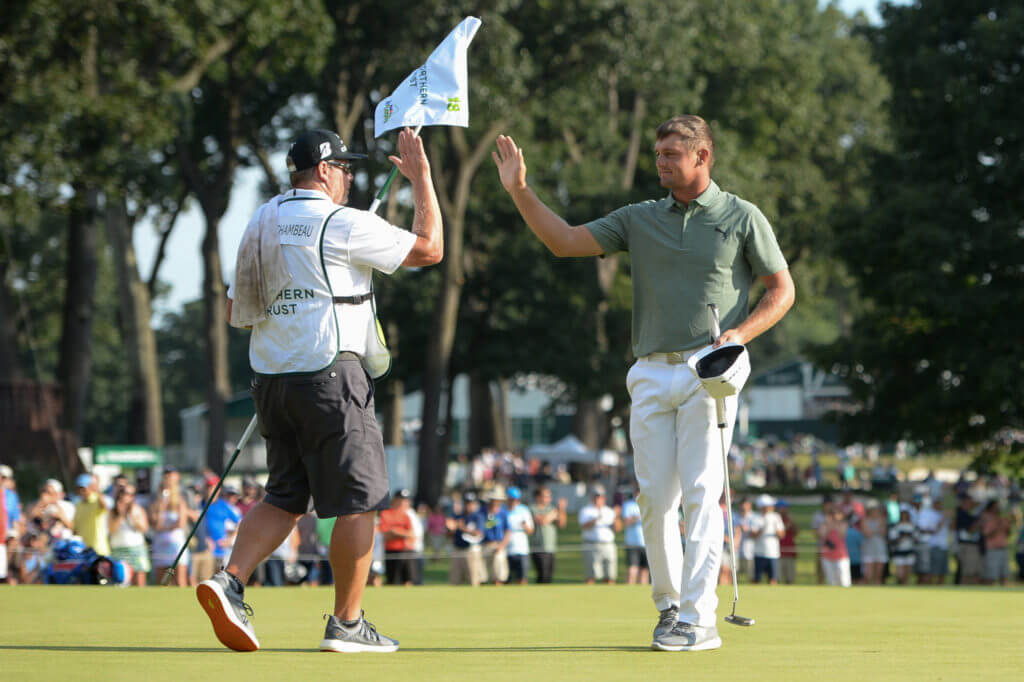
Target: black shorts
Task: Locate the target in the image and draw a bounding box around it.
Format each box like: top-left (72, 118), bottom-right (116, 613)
top-left (385, 556), bottom-right (417, 585)
top-left (252, 354), bottom-right (389, 518)
top-left (626, 547), bottom-right (648, 569)
top-left (508, 554), bottom-right (530, 582)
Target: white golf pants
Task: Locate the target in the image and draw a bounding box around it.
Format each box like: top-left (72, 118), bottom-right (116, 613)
top-left (627, 355), bottom-right (735, 627)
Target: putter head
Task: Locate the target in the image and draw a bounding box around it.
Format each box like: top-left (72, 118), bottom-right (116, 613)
top-left (724, 614), bottom-right (755, 627)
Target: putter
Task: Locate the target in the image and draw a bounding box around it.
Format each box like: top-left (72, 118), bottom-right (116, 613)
top-left (161, 415), bottom-right (259, 585)
top-left (707, 304), bottom-right (755, 627)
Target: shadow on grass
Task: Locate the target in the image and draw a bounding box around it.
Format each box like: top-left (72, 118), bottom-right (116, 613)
top-left (0, 644), bottom-right (650, 654)
top-left (403, 646), bottom-right (651, 653)
top-left (0, 645), bottom-right (304, 654)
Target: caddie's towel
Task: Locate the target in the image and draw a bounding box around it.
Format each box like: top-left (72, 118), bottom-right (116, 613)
top-left (230, 195), bottom-right (291, 328)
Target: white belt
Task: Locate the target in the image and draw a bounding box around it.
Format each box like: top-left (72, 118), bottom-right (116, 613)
top-left (642, 350), bottom-right (697, 365)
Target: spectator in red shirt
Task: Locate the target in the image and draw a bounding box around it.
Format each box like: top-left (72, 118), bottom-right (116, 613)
top-left (819, 508), bottom-right (851, 587)
top-left (777, 500), bottom-right (798, 584)
top-left (378, 491), bottom-right (416, 586)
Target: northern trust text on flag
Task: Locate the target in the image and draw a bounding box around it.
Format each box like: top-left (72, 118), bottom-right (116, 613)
top-left (374, 17), bottom-right (481, 138)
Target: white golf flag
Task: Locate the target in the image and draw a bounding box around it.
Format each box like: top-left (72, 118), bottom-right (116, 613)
top-left (374, 17), bottom-right (481, 137)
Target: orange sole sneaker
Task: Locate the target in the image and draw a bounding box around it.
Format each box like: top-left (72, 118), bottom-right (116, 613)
top-left (196, 582), bottom-right (259, 652)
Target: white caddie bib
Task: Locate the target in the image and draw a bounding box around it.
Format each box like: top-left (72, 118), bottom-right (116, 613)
top-left (249, 200), bottom-right (341, 374)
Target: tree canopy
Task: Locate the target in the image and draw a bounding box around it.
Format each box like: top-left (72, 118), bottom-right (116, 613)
top-left (813, 1), bottom-right (1023, 466)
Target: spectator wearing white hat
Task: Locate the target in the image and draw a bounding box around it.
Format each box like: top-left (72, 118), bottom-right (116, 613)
top-left (750, 495), bottom-right (785, 585)
top-left (29, 479), bottom-right (75, 540)
top-left (0, 465), bottom-right (20, 537)
top-left (579, 485), bottom-right (621, 584)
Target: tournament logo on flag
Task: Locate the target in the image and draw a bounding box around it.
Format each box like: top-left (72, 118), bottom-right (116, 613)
top-left (373, 17), bottom-right (481, 138)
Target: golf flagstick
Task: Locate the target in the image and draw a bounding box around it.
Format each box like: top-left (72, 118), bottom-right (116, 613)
top-left (708, 304), bottom-right (755, 627)
top-left (368, 125), bottom-right (423, 214)
top-left (162, 415), bottom-right (259, 585)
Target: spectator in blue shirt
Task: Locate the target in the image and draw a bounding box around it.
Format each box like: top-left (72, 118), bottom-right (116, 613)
top-left (482, 488), bottom-right (510, 585)
top-left (846, 514), bottom-right (864, 584)
top-left (2, 465), bottom-right (22, 531)
top-left (205, 486), bottom-right (243, 564)
top-left (448, 494), bottom-right (486, 586)
top-left (621, 490), bottom-right (648, 584)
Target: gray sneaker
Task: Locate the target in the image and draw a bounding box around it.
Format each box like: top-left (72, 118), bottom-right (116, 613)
top-left (320, 612), bottom-right (399, 653)
top-left (197, 570), bottom-right (259, 652)
top-left (651, 621), bottom-right (722, 652)
top-left (653, 606), bottom-right (679, 640)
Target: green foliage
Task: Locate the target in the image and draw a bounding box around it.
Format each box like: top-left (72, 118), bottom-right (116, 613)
top-left (1, 0), bottom-right (896, 459)
top-left (814, 1), bottom-right (1024, 456)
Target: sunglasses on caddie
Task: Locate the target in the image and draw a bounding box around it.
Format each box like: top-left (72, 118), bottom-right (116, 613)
top-left (325, 160), bottom-right (353, 174)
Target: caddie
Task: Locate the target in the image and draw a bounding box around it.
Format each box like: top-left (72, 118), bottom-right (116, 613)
top-left (197, 127), bottom-right (442, 654)
top-left (492, 115), bottom-right (794, 651)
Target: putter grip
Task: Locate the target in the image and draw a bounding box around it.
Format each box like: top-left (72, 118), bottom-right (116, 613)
top-left (708, 304), bottom-right (721, 341)
top-left (716, 398), bottom-right (726, 428)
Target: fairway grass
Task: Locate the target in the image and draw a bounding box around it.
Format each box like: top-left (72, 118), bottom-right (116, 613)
top-left (3, 584), bottom-right (1021, 681)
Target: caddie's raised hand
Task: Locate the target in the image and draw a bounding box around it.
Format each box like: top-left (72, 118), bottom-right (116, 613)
top-left (492, 135), bottom-right (527, 193)
top-left (388, 127), bottom-right (430, 182)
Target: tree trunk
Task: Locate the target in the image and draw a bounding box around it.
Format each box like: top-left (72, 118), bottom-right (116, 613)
top-left (106, 198), bottom-right (164, 446)
top-left (492, 377), bottom-right (511, 452)
top-left (468, 369), bottom-right (493, 455)
top-left (57, 188), bottom-right (100, 460)
top-left (416, 274), bottom-right (461, 505)
top-left (382, 319), bottom-right (403, 446)
top-left (201, 211), bottom-right (231, 473)
top-left (574, 399), bottom-right (604, 451)
top-left (415, 123), bottom-right (504, 506)
top-left (0, 263), bottom-right (22, 381)
top-left (176, 91), bottom-right (238, 473)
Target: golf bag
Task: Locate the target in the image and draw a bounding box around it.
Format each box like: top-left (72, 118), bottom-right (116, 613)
top-left (45, 538), bottom-right (130, 586)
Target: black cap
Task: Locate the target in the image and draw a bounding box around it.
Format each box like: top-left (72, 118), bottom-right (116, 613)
top-left (395, 488), bottom-right (412, 499)
top-left (287, 129), bottom-right (367, 172)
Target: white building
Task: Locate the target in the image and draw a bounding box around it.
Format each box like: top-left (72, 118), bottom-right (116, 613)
top-left (740, 360), bottom-right (853, 442)
top-left (176, 374), bottom-right (574, 474)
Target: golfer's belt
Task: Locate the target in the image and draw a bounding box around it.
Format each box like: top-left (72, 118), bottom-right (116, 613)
top-left (644, 350), bottom-right (693, 365)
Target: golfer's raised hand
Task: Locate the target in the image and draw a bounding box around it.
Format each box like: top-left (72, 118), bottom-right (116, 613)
top-left (492, 135), bottom-right (527, 193)
top-left (388, 128), bottom-right (430, 182)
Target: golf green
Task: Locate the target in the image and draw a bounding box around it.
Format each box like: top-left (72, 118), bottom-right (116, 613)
top-left (2, 584), bottom-right (1020, 680)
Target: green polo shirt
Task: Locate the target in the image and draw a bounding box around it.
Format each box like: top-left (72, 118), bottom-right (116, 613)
top-left (585, 180), bottom-right (787, 356)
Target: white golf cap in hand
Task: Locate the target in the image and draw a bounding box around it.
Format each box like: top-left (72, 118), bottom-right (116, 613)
top-left (687, 342), bottom-right (751, 400)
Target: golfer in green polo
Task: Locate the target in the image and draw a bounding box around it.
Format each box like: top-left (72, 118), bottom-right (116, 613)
top-left (492, 115), bottom-right (794, 651)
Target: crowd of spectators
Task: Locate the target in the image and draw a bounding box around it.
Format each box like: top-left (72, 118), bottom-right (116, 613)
top-left (2, 453), bottom-right (1022, 590)
top-left (727, 472), bottom-right (1022, 588)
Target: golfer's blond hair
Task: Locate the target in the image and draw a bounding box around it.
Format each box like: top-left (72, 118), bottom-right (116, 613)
top-left (656, 115), bottom-right (715, 168)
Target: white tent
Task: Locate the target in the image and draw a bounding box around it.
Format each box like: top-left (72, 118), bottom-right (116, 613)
top-left (526, 435), bottom-right (596, 464)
